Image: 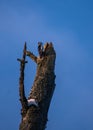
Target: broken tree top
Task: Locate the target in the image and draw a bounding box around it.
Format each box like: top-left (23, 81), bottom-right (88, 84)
top-left (26, 42), bottom-right (56, 100)
top-left (18, 42), bottom-right (56, 130)
top-left (26, 42), bottom-right (56, 63)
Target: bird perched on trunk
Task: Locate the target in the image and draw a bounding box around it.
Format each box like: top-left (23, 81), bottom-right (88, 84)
top-left (38, 42), bottom-right (44, 58)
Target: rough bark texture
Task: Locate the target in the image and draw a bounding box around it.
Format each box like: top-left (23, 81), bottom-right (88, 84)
top-left (18, 42), bottom-right (56, 130)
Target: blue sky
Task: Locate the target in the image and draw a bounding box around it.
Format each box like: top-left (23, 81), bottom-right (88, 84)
top-left (0, 0), bottom-right (93, 130)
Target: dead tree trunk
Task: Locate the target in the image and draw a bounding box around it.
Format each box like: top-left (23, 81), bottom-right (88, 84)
top-left (17, 42), bottom-right (56, 130)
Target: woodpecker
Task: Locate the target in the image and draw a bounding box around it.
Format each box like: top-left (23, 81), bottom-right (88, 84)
top-left (38, 42), bottom-right (44, 58)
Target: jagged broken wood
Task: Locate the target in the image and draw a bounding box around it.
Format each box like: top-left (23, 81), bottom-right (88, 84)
top-left (18, 42), bottom-right (56, 130)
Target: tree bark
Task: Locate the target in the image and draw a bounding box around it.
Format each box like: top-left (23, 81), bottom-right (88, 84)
top-left (18, 42), bottom-right (56, 130)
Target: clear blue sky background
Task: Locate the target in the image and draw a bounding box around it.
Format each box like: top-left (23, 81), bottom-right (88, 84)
top-left (0, 0), bottom-right (93, 130)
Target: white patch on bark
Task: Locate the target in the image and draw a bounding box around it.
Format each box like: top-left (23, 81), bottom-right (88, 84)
top-left (27, 99), bottom-right (38, 107)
